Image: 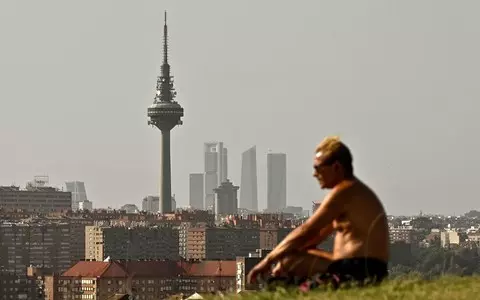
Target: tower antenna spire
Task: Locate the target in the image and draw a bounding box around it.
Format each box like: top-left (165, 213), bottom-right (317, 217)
top-left (163, 10), bottom-right (168, 65)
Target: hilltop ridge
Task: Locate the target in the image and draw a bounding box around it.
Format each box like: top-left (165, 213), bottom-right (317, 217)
top-left (209, 276), bottom-right (480, 300)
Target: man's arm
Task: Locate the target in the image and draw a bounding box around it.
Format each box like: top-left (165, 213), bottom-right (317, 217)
top-left (301, 223), bottom-right (334, 251)
top-left (263, 189), bottom-right (346, 264)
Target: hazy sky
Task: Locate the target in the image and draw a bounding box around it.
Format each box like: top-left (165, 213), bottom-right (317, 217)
top-left (1, 0), bottom-right (479, 216)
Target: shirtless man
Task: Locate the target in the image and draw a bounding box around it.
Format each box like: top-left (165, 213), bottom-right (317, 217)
top-left (247, 136), bottom-right (390, 288)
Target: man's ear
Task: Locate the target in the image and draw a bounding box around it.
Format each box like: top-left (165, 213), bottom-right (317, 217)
top-left (332, 161), bottom-right (342, 172)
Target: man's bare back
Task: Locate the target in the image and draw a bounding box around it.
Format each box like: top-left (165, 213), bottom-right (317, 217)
top-left (247, 136), bottom-right (390, 288)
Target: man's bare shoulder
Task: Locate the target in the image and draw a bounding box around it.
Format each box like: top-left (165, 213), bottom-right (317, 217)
top-left (324, 179), bottom-right (379, 207)
top-left (321, 180), bottom-right (357, 208)
top-left (328, 179), bottom-right (357, 198)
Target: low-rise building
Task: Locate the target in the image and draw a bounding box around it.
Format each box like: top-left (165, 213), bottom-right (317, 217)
top-left (50, 259), bottom-right (236, 299)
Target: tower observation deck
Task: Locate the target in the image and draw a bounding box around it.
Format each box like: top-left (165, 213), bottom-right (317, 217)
top-left (147, 11), bottom-right (184, 213)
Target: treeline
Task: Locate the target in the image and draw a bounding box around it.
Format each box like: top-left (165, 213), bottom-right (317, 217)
top-left (389, 242), bottom-right (480, 279)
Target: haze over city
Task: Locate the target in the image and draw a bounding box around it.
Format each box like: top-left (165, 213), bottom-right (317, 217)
top-left (1, 0), bottom-right (479, 215)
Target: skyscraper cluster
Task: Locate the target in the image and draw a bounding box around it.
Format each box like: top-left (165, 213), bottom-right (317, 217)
top-left (188, 144), bottom-right (287, 214)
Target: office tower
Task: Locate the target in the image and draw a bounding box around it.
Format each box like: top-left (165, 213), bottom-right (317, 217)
top-left (147, 12), bottom-right (184, 213)
top-left (240, 146), bottom-right (258, 211)
top-left (204, 142), bottom-right (228, 211)
top-left (65, 181), bottom-right (87, 211)
top-left (267, 152), bottom-right (287, 212)
top-left (214, 179), bottom-right (239, 215)
top-left (142, 196), bottom-right (160, 213)
top-left (189, 173), bottom-right (204, 209)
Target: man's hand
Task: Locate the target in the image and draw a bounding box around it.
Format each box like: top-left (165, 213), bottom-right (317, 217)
top-left (247, 258), bottom-right (272, 284)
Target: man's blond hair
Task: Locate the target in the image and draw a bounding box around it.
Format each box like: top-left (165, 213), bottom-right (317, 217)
top-left (315, 136), bottom-right (354, 177)
top-left (315, 136), bottom-right (342, 155)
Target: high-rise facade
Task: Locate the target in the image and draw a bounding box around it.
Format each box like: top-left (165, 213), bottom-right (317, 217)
top-left (189, 173), bottom-right (204, 209)
top-left (204, 142), bottom-right (228, 211)
top-left (267, 152), bottom-right (287, 212)
top-left (65, 181), bottom-right (88, 211)
top-left (240, 146), bottom-right (258, 211)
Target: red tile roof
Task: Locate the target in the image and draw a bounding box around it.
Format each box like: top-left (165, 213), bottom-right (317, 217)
top-left (62, 261), bottom-right (111, 277)
top-left (123, 261), bottom-right (184, 278)
top-left (180, 261), bottom-right (236, 277)
top-left (98, 261), bottom-right (129, 278)
top-left (62, 260), bottom-right (236, 278)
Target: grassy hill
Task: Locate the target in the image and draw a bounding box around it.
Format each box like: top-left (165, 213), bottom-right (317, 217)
top-left (210, 276), bottom-right (480, 300)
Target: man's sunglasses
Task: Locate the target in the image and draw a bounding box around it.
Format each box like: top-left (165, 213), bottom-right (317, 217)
top-left (313, 160), bottom-right (336, 172)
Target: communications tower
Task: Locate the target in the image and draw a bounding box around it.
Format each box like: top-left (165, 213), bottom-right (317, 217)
top-left (147, 11), bottom-right (184, 213)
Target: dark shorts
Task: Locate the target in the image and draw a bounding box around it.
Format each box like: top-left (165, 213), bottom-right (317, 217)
top-left (266, 257), bottom-right (388, 291)
top-left (328, 257), bottom-right (387, 283)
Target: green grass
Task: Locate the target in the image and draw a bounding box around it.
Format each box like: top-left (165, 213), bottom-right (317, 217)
top-left (211, 276), bottom-right (480, 300)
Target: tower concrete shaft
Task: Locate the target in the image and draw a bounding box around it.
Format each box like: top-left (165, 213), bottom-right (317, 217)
top-left (160, 129), bottom-right (171, 213)
top-left (147, 11), bottom-right (184, 213)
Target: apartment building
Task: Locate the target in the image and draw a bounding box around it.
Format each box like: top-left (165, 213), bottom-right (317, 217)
top-left (186, 226), bottom-right (260, 260)
top-left (0, 272), bottom-right (37, 300)
top-left (85, 225), bottom-right (179, 261)
top-left (68, 218), bottom-right (94, 264)
top-left (235, 249), bottom-right (271, 292)
top-left (179, 222), bottom-right (192, 259)
top-left (259, 228), bottom-right (292, 249)
top-left (441, 230), bottom-right (462, 248)
top-left (0, 222), bottom-right (72, 275)
top-left (389, 225), bottom-right (415, 244)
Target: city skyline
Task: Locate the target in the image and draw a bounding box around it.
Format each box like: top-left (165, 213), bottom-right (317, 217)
top-left (1, 1), bottom-right (480, 215)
